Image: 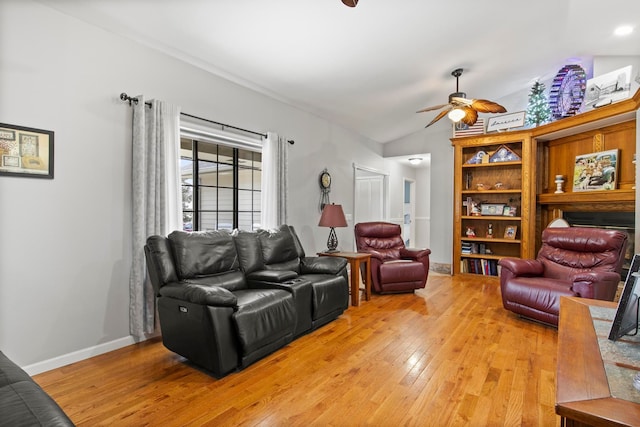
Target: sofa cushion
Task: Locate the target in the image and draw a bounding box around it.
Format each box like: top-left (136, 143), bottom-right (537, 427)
top-left (168, 230), bottom-right (239, 279)
top-left (233, 289), bottom-right (296, 355)
top-left (258, 226), bottom-right (300, 268)
top-left (299, 274), bottom-right (349, 319)
top-left (233, 229), bottom-right (265, 274)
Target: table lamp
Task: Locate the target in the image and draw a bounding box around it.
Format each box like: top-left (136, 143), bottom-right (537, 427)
top-left (318, 203), bottom-right (348, 252)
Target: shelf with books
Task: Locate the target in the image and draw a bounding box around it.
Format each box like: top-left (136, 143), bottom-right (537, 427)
top-left (452, 131), bottom-right (535, 276)
top-left (459, 257), bottom-right (501, 276)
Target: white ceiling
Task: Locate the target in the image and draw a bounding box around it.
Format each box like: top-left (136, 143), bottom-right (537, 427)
top-left (39, 0), bottom-right (640, 143)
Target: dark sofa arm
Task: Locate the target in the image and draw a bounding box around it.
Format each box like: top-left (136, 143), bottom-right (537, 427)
top-left (498, 258), bottom-right (544, 276)
top-left (159, 282), bottom-right (237, 307)
top-left (0, 351), bottom-right (75, 427)
top-left (300, 256), bottom-right (348, 275)
top-left (400, 247), bottom-right (431, 260)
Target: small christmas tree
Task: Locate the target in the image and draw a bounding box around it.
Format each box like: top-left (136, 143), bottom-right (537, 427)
top-left (525, 81), bottom-right (552, 127)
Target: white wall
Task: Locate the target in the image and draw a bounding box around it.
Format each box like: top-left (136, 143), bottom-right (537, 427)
top-left (384, 126), bottom-right (454, 270)
top-left (0, 1), bottom-right (384, 369)
top-left (414, 164), bottom-right (431, 250)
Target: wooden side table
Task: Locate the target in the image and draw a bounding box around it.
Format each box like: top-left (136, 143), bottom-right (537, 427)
top-left (318, 251), bottom-right (371, 306)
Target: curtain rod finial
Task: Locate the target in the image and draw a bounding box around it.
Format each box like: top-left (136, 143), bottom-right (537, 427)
top-left (119, 92), bottom-right (138, 105)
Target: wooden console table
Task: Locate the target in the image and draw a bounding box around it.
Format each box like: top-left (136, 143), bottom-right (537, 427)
top-left (318, 251), bottom-right (371, 306)
top-left (556, 297), bottom-right (640, 426)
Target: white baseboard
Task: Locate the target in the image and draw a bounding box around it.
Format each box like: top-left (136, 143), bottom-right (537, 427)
top-left (23, 335), bottom-right (142, 376)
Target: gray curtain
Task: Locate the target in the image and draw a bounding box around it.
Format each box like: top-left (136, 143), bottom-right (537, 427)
top-left (261, 132), bottom-right (288, 228)
top-left (129, 95), bottom-right (181, 338)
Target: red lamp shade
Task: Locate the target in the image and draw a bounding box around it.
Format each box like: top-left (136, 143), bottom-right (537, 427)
top-left (318, 204), bottom-right (348, 228)
top-left (319, 204), bottom-right (348, 252)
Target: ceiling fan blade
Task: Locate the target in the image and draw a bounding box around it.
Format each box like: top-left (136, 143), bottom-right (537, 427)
top-left (424, 108), bottom-right (451, 128)
top-left (460, 107), bottom-right (478, 126)
top-left (450, 96), bottom-right (472, 106)
top-left (416, 103), bottom-right (449, 113)
top-left (470, 99), bottom-right (507, 114)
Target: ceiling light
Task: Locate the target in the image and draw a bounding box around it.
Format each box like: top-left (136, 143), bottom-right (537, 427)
top-left (448, 108), bottom-right (466, 123)
top-left (342, 0), bottom-right (358, 6)
top-left (614, 25), bottom-right (633, 36)
top-left (408, 158), bottom-right (422, 165)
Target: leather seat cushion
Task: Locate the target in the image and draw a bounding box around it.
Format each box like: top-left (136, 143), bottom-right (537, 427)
top-left (379, 261), bottom-right (424, 284)
top-left (233, 289), bottom-right (296, 355)
top-left (299, 274), bottom-right (349, 319)
top-left (502, 277), bottom-right (576, 316)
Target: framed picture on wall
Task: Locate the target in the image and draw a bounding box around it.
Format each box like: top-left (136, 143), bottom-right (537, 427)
top-left (0, 123), bottom-right (54, 179)
top-left (572, 149), bottom-right (618, 192)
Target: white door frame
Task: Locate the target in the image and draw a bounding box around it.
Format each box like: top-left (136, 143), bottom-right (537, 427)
top-left (352, 163), bottom-right (390, 226)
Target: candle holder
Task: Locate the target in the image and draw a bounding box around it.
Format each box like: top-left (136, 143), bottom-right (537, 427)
top-left (554, 175), bottom-right (564, 194)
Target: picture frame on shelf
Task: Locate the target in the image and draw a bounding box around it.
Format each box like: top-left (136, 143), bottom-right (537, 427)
top-left (502, 206), bottom-right (517, 216)
top-left (572, 149), bottom-right (618, 192)
top-left (585, 65), bottom-right (632, 110)
top-left (0, 123), bottom-right (54, 179)
top-left (504, 225), bottom-right (518, 239)
top-left (480, 203), bottom-right (505, 216)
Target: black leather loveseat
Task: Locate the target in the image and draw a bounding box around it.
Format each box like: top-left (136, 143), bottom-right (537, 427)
top-left (145, 224), bottom-right (349, 378)
top-left (0, 351), bottom-right (74, 427)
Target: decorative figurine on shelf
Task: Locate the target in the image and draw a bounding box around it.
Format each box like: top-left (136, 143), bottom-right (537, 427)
top-left (470, 202), bottom-right (481, 216)
top-left (487, 223), bottom-right (494, 238)
top-left (555, 175), bottom-right (565, 193)
top-left (465, 226), bottom-right (476, 237)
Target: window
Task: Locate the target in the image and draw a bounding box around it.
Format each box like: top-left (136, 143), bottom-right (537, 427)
top-left (180, 137), bottom-right (262, 232)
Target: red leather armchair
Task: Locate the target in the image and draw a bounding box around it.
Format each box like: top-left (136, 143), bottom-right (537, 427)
top-left (354, 222), bottom-right (431, 293)
top-left (498, 226), bottom-right (628, 326)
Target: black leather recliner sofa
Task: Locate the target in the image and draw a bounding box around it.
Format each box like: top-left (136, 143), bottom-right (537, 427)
top-left (145, 224), bottom-right (349, 378)
top-left (0, 351), bottom-right (74, 427)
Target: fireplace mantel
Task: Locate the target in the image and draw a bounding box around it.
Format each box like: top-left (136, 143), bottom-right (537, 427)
top-left (538, 189), bottom-right (635, 212)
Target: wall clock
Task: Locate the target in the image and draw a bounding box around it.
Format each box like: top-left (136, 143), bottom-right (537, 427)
top-left (548, 64), bottom-right (587, 120)
top-left (319, 169), bottom-right (331, 211)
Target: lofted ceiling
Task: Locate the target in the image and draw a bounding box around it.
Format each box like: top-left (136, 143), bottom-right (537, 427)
top-left (38, 0), bottom-right (640, 143)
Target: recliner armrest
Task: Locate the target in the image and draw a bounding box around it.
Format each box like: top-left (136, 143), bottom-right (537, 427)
top-left (300, 256), bottom-right (348, 274)
top-left (498, 258), bottom-right (544, 276)
top-left (400, 247), bottom-right (431, 260)
top-left (159, 282), bottom-right (237, 307)
top-left (571, 271), bottom-right (621, 300)
top-left (246, 269), bottom-right (298, 282)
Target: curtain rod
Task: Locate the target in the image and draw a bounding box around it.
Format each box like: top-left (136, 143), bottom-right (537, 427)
top-left (119, 92), bottom-right (281, 141)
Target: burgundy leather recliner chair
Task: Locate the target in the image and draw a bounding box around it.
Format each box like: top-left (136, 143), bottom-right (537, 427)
top-left (354, 222), bottom-right (431, 293)
top-left (498, 226), bottom-right (628, 326)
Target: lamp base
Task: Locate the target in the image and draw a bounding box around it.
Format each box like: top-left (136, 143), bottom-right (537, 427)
top-left (326, 227), bottom-right (339, 252)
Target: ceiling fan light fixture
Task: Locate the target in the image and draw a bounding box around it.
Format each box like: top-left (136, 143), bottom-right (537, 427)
top-left (341, 0), bottom-right (358, 7)
top-left (448, 108), bottom-right (466, 123)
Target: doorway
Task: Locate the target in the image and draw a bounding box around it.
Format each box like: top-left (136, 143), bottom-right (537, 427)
top-left (403, 178), bottom-right (416, 246)
top-left (353, 163), bottom-right (389, 227)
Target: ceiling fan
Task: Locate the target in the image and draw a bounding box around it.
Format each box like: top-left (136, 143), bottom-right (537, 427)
top-left (417, 68), bottom-right (506, 128)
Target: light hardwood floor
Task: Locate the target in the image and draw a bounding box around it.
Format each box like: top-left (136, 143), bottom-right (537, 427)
top-left (34, 274), bottom-right (560, 426)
